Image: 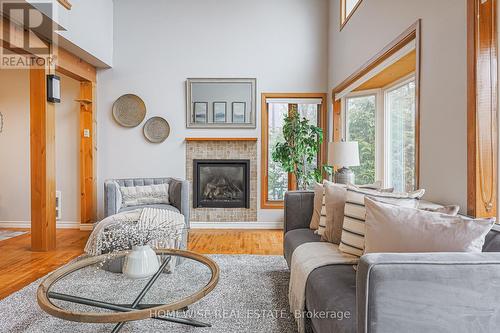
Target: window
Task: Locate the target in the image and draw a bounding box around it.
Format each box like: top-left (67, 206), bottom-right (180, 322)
top-left (341, 0), bottom-right (363, 28)
top-left (261, 94), bottom-right (327, 209)
top-left (342, 76), bottom-right (417, 192)
top-left (344, 94), bottom-right (377, 185)
top-left (385, 80), bottom-right (416, 192)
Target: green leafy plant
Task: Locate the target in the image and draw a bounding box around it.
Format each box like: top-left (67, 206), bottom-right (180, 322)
top-left (272, 109), bottom-right (332, 190)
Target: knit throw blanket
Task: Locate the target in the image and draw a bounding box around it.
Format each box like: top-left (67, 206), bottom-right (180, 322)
top-left (84, 208), bottom-right (185, 256)
top-left (289, 242), bottom-right (358, 333)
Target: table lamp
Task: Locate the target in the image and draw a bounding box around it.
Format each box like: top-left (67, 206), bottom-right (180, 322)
top-left (328, 141), bottom-right (360, 184)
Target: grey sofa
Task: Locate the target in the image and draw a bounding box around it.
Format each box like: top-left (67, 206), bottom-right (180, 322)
top-left (104, 177), bottom-right (190, 250)
top-left (284, 191), bottom-right (500, 333)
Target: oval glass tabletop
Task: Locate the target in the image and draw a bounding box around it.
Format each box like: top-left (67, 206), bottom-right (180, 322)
top-left (37, 249), bottom-right (219, 330)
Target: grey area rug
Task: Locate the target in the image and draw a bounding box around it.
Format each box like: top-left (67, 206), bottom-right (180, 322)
top-left (0, 230), bottom-right (27, 241)
top-left (0, 255), bottom-right (297, 333)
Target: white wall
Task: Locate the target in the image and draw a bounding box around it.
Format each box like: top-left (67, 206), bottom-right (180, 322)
top-left (97, 0), bottom-right (329, 222)
top-left (57, 0), bottom-right (114, 67)
top-left (27, 0), bottom-right (114, 67)
top-left (328, 0), bottom-right (468, 211)
top-left (0, 70), bottom-right (81, 226)
top-left (0, 70), bottom-right (30, 221)
top-left (56, 74), bottom-right (80, 223)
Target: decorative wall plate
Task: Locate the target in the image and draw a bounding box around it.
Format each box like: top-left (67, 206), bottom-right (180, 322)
top-left (143, 117), bottom-right (170, 143)
top-left (112, 94), bottom-right (146, 127)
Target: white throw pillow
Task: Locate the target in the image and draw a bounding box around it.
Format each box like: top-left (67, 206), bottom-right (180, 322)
top-left (364, 198), bottom-right (495, 254)
top-left (120, 183), bottom-right (170, 207)
top-left (339, 184), bottom-right (425, 257)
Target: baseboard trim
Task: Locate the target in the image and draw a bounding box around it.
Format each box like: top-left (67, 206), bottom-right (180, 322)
top-left (0, 221), bottom-right (283, 230)
top-left (0, 221), bottom-right (80, 229)
top-left (190, 221), bottom-right (283, 229)
top-left (79, 223), bottom-right (94, 231)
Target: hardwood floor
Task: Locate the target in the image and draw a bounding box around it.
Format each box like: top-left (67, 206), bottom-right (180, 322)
top-left (188, 229), bottom-right (283, 255)
top-left (0, 228), bottom-right (283, 300)
top-left (0, 229), bottom-right (90, 300)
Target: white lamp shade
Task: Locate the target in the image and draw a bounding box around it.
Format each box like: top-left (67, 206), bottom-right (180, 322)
top-left (328, 141), bottom-right (360, 167)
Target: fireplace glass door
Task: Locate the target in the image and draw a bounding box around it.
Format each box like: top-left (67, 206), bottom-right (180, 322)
top-left (193, 160), bottom-right (250, 208)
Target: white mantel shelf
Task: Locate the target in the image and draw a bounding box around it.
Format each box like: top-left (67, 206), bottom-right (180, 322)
top-left (185, 137), bottom-right (258, 142)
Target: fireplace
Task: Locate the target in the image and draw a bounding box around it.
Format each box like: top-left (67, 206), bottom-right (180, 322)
top-left (193, 159), bottom-right (250, 208)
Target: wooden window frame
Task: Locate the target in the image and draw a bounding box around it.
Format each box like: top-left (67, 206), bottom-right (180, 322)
top-left (332, 20), bottom-right (421, 188)
top-left (57, 0), bottom-right (72, 10)
top-left (340, 0), bottom-right (363, 30)
top-left (260, 93), bottom-right (327, 209)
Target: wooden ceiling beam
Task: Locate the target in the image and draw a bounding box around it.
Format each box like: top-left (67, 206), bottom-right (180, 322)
top-left (56, 48), bottom-right (97, 83)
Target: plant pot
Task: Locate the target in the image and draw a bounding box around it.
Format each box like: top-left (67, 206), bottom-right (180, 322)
top-left (122, 245), bottom-right (160, 279)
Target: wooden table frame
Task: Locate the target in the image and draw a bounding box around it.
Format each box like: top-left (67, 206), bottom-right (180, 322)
top-left (37, 249), bottom-right (220, 332)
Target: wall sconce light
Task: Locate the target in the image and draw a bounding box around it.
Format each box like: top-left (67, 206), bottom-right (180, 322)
top-left (47, 74), bottom-right (61, 103)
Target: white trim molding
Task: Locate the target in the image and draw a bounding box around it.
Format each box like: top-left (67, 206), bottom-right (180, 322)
top-left (0, 221), bottom-right (80, 229)
top-left (79, 223), bottom-right (94, 231)
top-left (191, 221), bottom-right (284, 229)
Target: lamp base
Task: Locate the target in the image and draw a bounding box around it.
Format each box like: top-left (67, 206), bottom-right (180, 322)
top-left (334, 167), bottom-right (355, 185)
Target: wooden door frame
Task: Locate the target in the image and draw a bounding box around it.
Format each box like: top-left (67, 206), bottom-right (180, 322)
top-left (331, 20), bottom-right (421, 189)
top-left (2, 15), bottom-right (97, 250)
top-left (55, 52), bottom-right (97, 227)
top-left (467, 0), bottom-right (498, 218)
top-left (260, 93), bottom-right (328, 209)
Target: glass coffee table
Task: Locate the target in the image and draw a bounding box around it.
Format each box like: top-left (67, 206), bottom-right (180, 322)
top-left (37, 249), bottom-right (219, 333)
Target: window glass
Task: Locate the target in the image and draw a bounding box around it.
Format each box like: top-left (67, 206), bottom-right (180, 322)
top-left (345, 0), bottom-right (360, 16)
top-left (267, 102), bottom-right (321, 199)
top-left (298, 103), bottom-right (320, 188)
top-left (267, 103), bottom-right (288, 201)
top-left (386, 80), bottom-right (416, 192)
top-left (346, 95), bottom-right (376, 185)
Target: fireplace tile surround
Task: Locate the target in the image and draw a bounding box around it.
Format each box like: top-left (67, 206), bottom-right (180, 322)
top-left (186, 138), bottom-right (257, 222)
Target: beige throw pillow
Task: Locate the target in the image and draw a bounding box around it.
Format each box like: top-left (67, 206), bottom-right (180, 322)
top-left (320, 183), bottom-right (347, 244)
top-left (420, 205), bottom-right (460, 215)
top-left (339, 184), bottom-right (425, 257)
top-left (309, 182), bottom-right (324, 230)
top-left (364, 198), bottom-right (495, 254)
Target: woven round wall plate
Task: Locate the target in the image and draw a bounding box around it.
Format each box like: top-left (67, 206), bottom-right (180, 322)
top-left (112, 94), bottom-right (147, 127)
top-left (143, 116), bottom-right (170, 143)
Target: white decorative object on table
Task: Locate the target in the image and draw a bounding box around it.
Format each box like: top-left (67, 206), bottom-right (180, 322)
top-left (122, 245), bottom-right (160, 279)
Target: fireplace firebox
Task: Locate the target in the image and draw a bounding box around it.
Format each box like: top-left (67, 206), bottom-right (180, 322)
top-left (193, 159), bottom-right (250, 208)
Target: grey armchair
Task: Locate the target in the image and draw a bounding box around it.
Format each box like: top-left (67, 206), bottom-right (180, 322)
top-left (104, 177), bottom-right (190, 250)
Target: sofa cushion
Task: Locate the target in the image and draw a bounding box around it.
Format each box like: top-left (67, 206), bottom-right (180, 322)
top-left (118, 204), bottom-right (180, 214)
top-left (284, 229), bottom-right (320, 267)
top-left (305, 264), bottom-right (356, 333)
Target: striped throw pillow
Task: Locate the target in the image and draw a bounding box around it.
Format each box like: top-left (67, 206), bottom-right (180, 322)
top-left (312, 181), bottom-right (386, 236)
top-left (339, 184), bottom-right (425, 257)
top-left (316, 193), bottom-right (328, 236)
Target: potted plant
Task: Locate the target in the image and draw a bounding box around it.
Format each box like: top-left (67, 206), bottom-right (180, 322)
top-left (272, 108), bottom-right (332, 190)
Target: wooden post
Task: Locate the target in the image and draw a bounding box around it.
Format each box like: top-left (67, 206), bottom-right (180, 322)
top-left (467, 0), bottom-right (498, 217)
top-left (79, 81), bottom-right (97, 225)
top-left (30, 66), bottom-right (56, 251)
